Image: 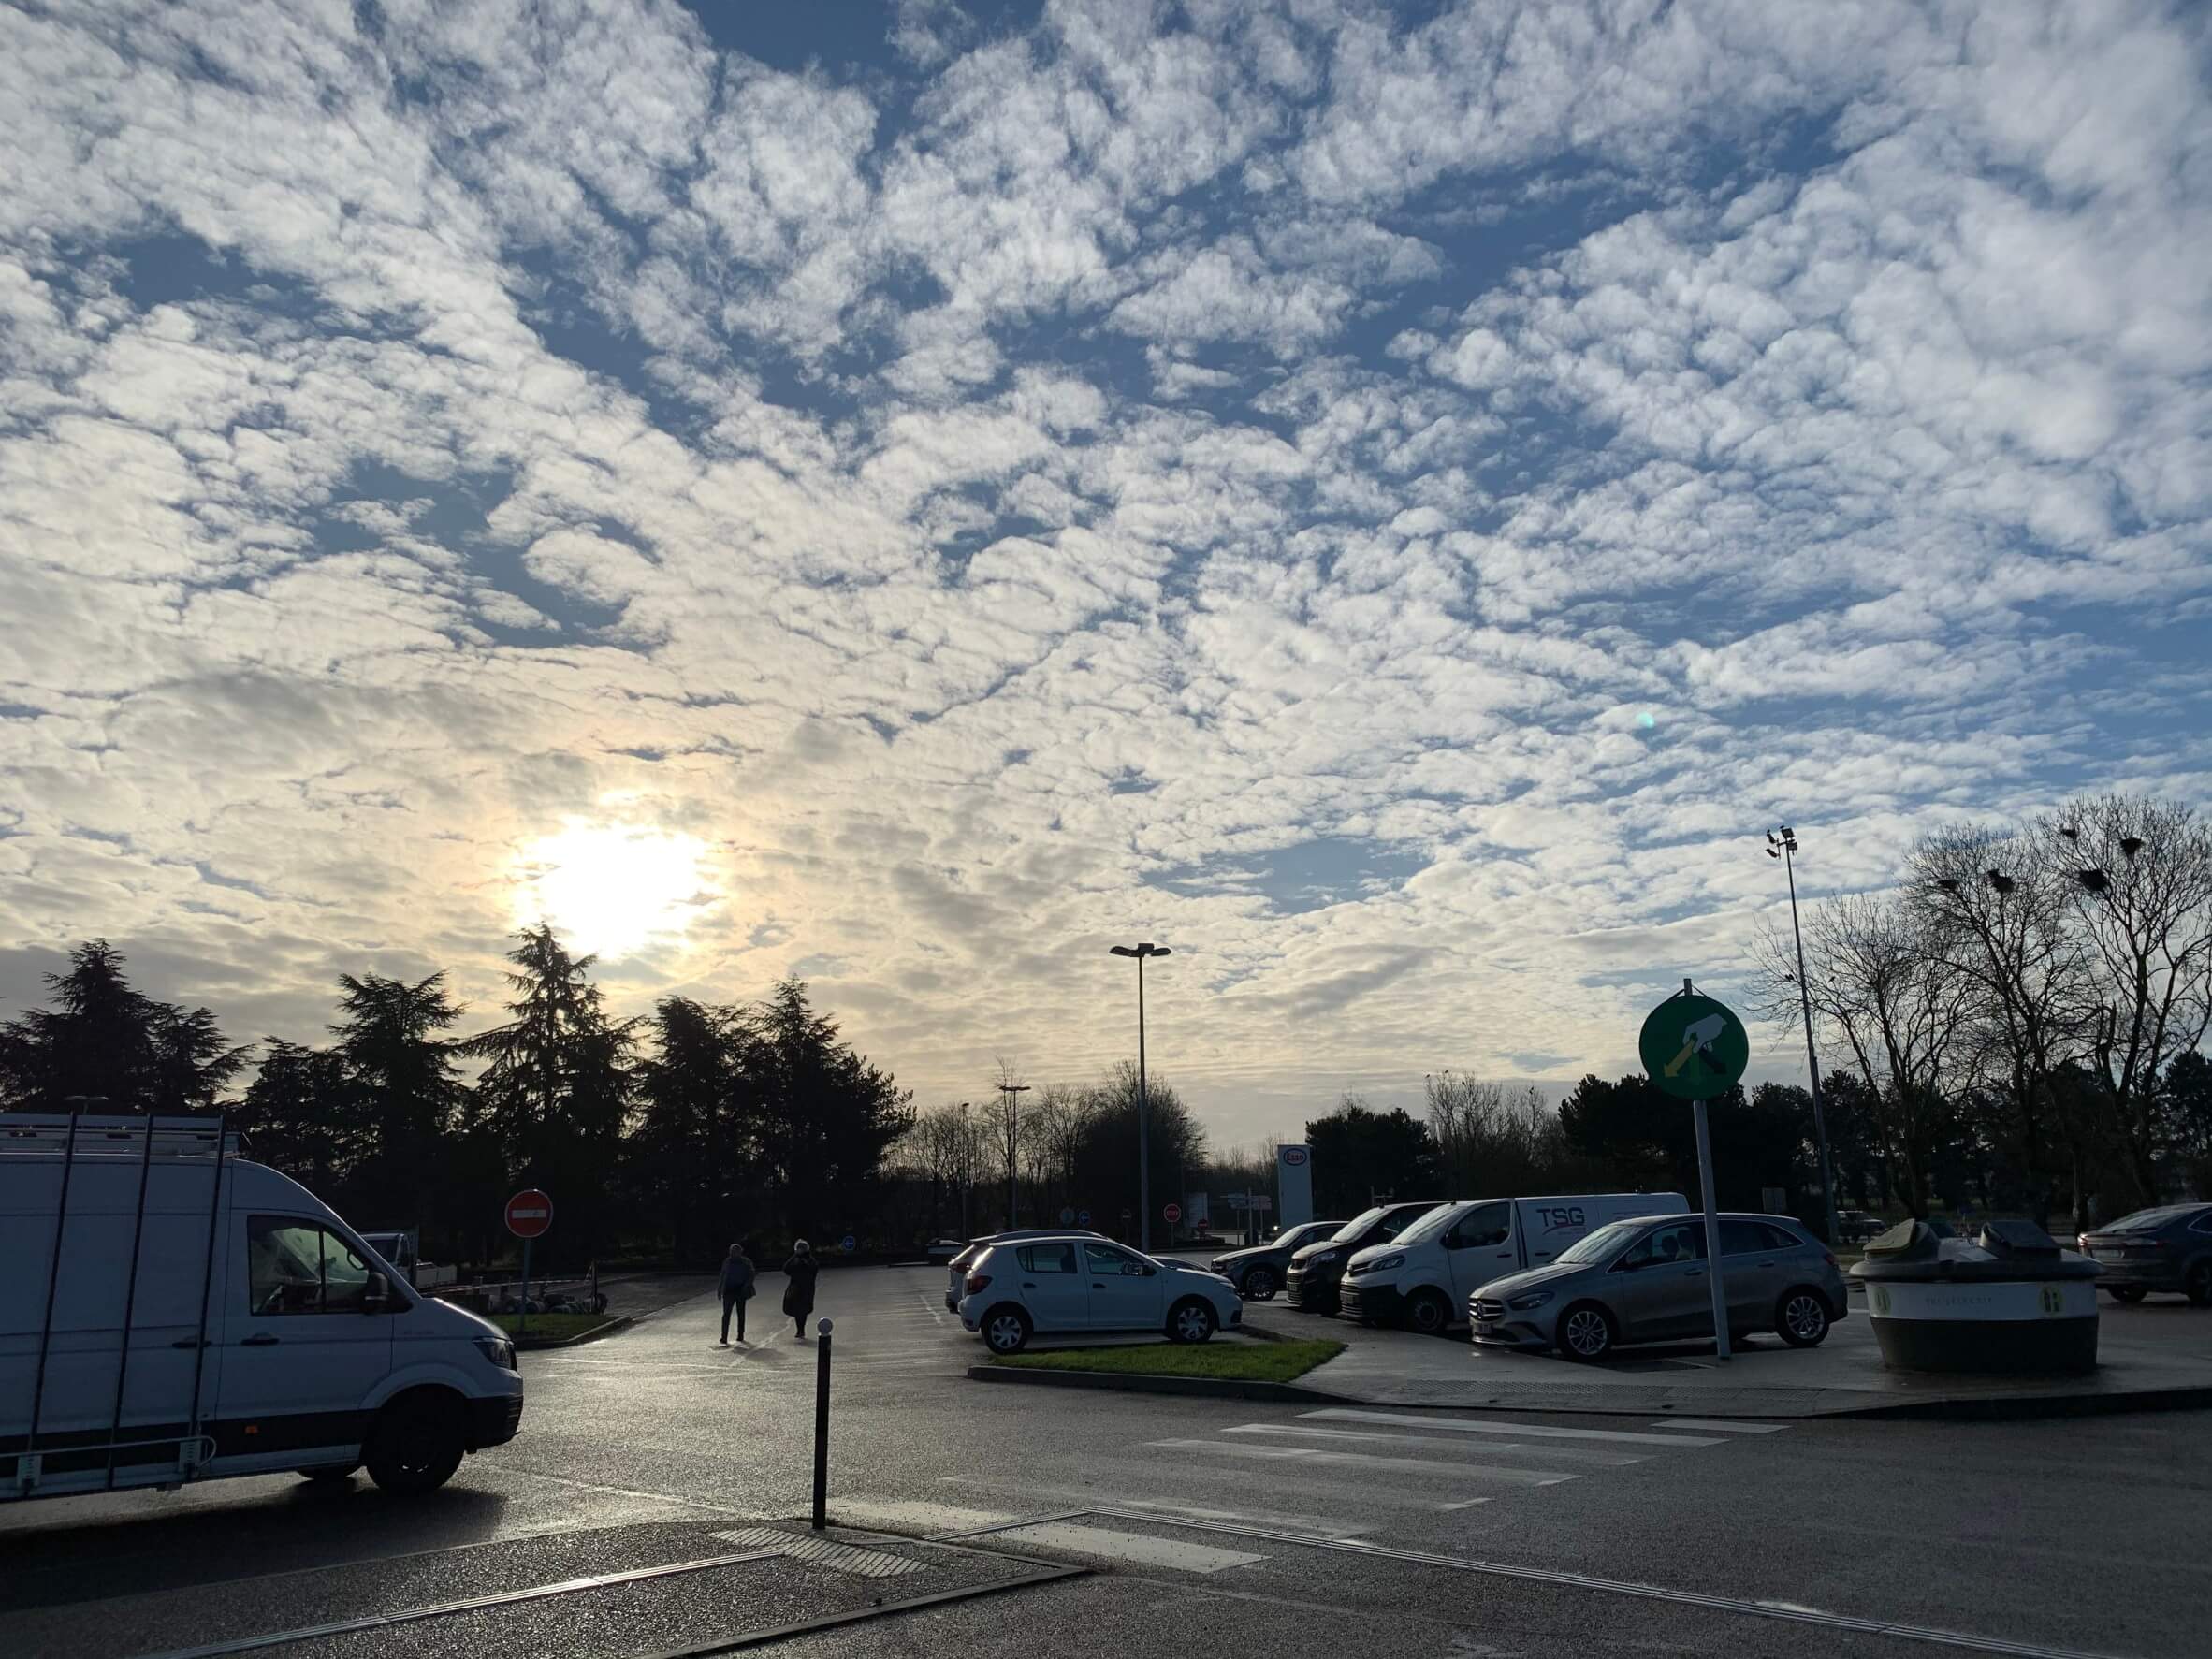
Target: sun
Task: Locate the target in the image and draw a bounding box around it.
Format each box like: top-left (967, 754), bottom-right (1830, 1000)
top-left (510, 820), bottom-right (710, 959)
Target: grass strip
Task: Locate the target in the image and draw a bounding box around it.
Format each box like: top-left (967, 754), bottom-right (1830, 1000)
top-left (994, 1337), bottom-right (1344, 1384)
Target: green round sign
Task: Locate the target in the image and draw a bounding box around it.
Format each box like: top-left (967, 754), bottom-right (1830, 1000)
top-left (1637, 990), bottom-right (1750, 1100)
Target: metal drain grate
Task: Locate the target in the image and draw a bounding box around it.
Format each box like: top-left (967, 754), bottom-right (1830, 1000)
top-left (708, 1527), bottom-right (927, 1579)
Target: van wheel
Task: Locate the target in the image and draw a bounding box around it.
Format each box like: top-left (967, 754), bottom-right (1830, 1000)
top-left (982, 1306), bottom-right (1031, 1355)
top-left (298, 1463), bottom-right (358, 1483)
top-left (366, 1393), bottom-right (466, 1494)
top-left (1776, 1288), bottom-right (1831, 1347)
top-left (1168, 1299), bottom-right (1216, 1344)
top-left (1558, 1302), bottom-right (1616, 1361)
top-left (1405, 1288), bottom-right (1453, 1336)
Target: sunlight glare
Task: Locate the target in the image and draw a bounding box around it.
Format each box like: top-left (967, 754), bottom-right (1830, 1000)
top-left (510, 821), bottom-right (709, 959)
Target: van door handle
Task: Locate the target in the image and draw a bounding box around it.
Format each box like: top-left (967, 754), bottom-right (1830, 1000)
top-left (1686, 1269), bottom-right (1706, 1278)
top-left (1021, 1282), bottom-right (1037, 1288)
top-left (170, 1338), bottom-right (209, 1350)
top-left (240, 1333), bottom-right (280, 1346)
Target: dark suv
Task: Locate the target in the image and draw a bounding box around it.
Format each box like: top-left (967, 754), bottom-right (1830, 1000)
top-left (1283, 1201), bottom-right (1441, 1314)
top-left (1209, 1219), bottom-right (1348, 1300)
top-left (2079, 1204), bottom-right (2212, 1305)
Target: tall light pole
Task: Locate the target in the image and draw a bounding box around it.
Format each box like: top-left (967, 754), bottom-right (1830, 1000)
top-left (956, 1101), bottom-right (972, 1238)
top-left (997, 1082), bottom-right (1030, 1229)
top-left (1767, 826), bottom-right (1841, 1249)
top-left (1109, 941), bottom-right (1171, 1252)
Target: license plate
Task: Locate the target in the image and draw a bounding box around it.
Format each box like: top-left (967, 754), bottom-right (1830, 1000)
top-left (1473, 1320), bottom-right (1498, 1334)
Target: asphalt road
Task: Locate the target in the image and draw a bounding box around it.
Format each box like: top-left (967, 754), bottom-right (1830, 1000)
top-left (6, 1267), bottom-right (2208, 1658)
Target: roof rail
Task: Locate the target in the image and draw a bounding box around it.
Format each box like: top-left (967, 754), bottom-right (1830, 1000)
top-left (0, 1113), bottom-right (242, 1159)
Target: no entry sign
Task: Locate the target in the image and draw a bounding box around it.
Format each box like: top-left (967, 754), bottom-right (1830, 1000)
top-left (1162, 1202), bottom-right (1182, 1224)
top-left (505, 1188), bottom-right (554, 1239)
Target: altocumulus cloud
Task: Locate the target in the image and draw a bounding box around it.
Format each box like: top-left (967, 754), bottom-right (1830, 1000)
top-left (1, 0), bottom-right (2207, 1143)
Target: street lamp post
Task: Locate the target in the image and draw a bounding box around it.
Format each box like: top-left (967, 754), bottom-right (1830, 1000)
top-left (1767, 826), bottom-right (1841, 1249)
top-left (998, 1082), bottom-right (1030, 1229)
top-left (1109, 941), bottom-right (1171, 1252)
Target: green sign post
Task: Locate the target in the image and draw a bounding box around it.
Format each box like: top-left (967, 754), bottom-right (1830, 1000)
top-left (1638, 981), bottom-right (1751, 1359)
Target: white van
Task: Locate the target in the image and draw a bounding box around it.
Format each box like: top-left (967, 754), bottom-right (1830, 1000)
top-left (1339, 1192), bottom-right (1689, 1334)
top-left (3, 1115), bottom-right (524, 1502)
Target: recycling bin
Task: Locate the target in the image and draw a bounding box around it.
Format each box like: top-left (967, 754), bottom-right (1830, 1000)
top-left (1852, 1218), bottom-right (2100, 1375)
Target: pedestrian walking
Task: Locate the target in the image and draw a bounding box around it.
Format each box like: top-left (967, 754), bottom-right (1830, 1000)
top-left (718, 1242), bottom-right (755, 1345)
top-left (782, 1239), bottom-right (819, 1337)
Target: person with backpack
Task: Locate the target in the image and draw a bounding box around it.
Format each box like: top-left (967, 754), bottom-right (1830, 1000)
top-left (718, 1242), bottom-right (756, 1345)
top-left (782, 1239), bottom-right (820, 1337)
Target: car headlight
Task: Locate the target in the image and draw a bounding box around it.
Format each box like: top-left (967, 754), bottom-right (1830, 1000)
top-left (475, 1336), bottom-right (517, 1371)
top-left (1506, 1290), bottom-right (1555, 1312)
top-left (1308, 1250), bottom-right (1340, 1266)
top-left (1365, 1253), bottom-right (1405, 1273)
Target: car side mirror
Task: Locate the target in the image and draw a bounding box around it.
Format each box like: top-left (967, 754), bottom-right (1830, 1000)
top-left (364, 1272), bottom-right (391, 1311)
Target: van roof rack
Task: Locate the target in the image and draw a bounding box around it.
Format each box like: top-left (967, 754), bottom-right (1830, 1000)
top-left (0, 1113), bottom-right (242, 1160)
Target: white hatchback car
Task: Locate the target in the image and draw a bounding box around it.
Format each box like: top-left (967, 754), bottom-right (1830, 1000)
top-left (958, 1234), bottom-right (1242, 1354)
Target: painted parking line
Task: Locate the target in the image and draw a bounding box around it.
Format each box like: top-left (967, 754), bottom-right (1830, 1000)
top-left (1303, 1408), bottom-right (1725, 1448)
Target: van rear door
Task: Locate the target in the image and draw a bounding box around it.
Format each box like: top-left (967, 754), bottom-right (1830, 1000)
top-left (212, 1213), bottom-right (394, 1470)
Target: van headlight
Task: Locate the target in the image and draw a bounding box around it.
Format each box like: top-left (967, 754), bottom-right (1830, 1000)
top-left (1507, 1290), bottom-right (1555, 1312)
top-left (475, 1336), bottom-right (518, 1371)
top-left (1365, 1253), bottom-right (1405, 1274)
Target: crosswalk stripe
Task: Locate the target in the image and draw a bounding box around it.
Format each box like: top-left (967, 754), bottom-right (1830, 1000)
top-left (989, 1521), bottom-right (1267, 1574)
top-left (938, 1475), bottom-right (1377, 1536)
top-left (1304, 1408), bottom-right (1724, 1448)
top-left (1149, 1438), bottom-right (1579, 1488)
top-left (1648, 1419), bottom-right (1789, 1433)
top-left (1223, 1423), bottom-right (1646, 1467)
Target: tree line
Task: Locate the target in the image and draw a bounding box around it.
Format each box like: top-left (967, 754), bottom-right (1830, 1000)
top-left (0, 929), bottom-right (913, 1269)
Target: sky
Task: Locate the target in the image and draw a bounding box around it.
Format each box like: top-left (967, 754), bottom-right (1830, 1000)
top-left (3, 0), bottom-right (2209, 1151)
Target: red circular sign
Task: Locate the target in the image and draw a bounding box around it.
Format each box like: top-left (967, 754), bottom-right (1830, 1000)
top-left (1163, 1202), bottom-right (1183, 1224)
top-left (505, 1189), bottom-right (554, 1239)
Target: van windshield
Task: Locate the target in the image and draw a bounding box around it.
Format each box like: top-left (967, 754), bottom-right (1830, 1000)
top-left (1392, 1203), bottom-right (1464, 1248)
top-left (1330, 1207), bottom-right (1388, 1242)
top-left (1555, 1219), bottom-right (1641, 1266)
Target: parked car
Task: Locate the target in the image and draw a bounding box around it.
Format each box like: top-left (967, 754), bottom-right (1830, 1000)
top-left (1833, 1209), bottom-right (1885, 1245)
top-left (1283, 1201), bottom-right (1443, 1314)
top-left (1341, 1192), bottom-right (1687, 1335)
top-left (4, 1114), bottom-right (523, 1504)
top-left (956, 1234), bottom-right (1243, 1354)
top-left (1469, 1213), bottom-right (1848, 1361)
top-left (2079, 1203), bottom-right (2212, 1305)
top-left (943, 1228), bottom-right (1103, 1310)
top-left (1210, 1219), bottom-right (1348, 1300)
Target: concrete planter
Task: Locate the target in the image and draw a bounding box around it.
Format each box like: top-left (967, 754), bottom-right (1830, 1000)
top-left (1854, 1219), bottom-right (2100, 1375)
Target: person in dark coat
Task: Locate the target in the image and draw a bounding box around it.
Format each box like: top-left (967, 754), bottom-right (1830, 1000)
top-left (718, 1243), bottom-right (755, 1345)
top-left (781, 1239), bottom-right (819, 1337)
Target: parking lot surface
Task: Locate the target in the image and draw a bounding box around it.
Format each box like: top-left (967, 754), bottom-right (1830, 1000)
top-left (7, 1267), bottom-right (2209, 1658)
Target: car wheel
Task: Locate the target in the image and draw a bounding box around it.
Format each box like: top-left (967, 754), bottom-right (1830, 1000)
top-left (365, 1393), bottom-right (465, 1495)
top-left (1242, 1266), bottom-right (1277, 1300)
top-left (1168, 1298), bottom-right (1216, 1345)
top-left (1776, 1288), bottom-right (1831, 1347)
top-left (1406, 1288), bottom-right (1453, 1336)
top-left (298, 1464), bottom-right (358, 1483)
top-left (1557, 1302), bottom-right (1616, 1361)
top-left (2187, 1261), bottom-right (2212, 1308)
top-left (982, 1306), bottom-right (1031, 1355)
top-left (2107, 1286), bottom-right (2148, 1304)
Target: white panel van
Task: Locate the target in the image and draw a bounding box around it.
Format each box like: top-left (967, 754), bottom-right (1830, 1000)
top-left (3, 1115), bottom-right (524, 1503)
top-left (1339, 1192), bottom-right (1689, 1334)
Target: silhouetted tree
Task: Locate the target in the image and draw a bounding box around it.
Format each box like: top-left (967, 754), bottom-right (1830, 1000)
top-left (0, 940), bottom-right (246, 1114)
top-left (1305, 1096), bottom-right (1439, 1215)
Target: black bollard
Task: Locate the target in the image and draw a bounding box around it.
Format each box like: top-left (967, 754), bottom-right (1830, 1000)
top-left (811, 1317), bottom-right (833, 1530)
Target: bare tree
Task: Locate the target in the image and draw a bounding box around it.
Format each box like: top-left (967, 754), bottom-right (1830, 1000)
top-left (1756, 894), bottom-right (1975, 1217)
top-left (2045, 795), bottom-right (2212, 1202)
top-left (1907, 822), bottom-right (2089, 1226)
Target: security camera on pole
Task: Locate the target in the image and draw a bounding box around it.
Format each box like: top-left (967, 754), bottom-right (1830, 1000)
top-left (1637, 982), bottom-right (1750, 1361)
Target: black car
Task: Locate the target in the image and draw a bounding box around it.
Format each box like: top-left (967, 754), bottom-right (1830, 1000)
top-left (2079, 1203), bottom-right (2212, 1305)
top-left (1210, 1219), bottom-right (1348, 1300)
top-left (1282, 1201), bottom-right (1442, 1314)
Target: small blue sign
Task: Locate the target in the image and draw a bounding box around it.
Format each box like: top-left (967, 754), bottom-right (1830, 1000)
top-left (1076, 1209), bottom-right (1091, 1227)
top-left (840, 1233), bottom-right (856, 1254)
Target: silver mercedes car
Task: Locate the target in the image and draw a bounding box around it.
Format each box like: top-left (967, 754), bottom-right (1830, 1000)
top-left (1468, 1212), bottom-right (1848, 1361)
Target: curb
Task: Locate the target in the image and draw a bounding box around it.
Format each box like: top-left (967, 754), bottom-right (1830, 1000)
top-left (513, 1314), bottom-right (634, 1351)
top-left (1837, 1382), bottom-right (2212, 1423)
top-left (968, 1364), bottom-right (1337, 1404)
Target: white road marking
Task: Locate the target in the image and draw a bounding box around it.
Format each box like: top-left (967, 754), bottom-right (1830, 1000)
top-left (834, 1499), bottom-right (1019, 1536)
top-left (936, 1476), bottom-right (1372, 1538)
top-left (1223, 1423), bottom-right (1646, 1467)
top-left (487, 1466), bottom-right (749, 1515)
top-left (990, 1521), bottom-right (1267, 1575)
top-left (1304, 1409), bottom-right (1724, 1448)
top-left (1648, 1419), bottom-right (1789, 1433)
top-left (1150, 1438), bottom-right (1578, 1488)
top-left (919, 1294), bottom-right (949, 1325)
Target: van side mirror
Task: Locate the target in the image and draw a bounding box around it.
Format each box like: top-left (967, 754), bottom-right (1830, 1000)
top-left (364, 1272), bottom-right (391, 1311)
